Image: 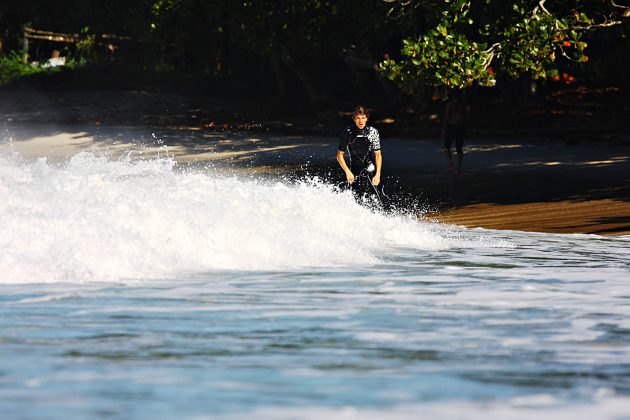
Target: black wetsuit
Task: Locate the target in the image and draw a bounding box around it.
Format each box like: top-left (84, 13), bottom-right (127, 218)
top-left (338, 124), bottom-right (382, 199)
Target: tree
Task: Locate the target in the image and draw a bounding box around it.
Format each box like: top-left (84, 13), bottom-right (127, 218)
top-left (144, 0), bottom-right (395, 101)
top-left (379, 0), bottom-right (630, 95)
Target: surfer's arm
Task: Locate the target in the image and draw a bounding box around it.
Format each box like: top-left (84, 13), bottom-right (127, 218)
top-left (336, 150), bottom-right (355, 184)
top-left (372, 150), bottom-right (382, 186)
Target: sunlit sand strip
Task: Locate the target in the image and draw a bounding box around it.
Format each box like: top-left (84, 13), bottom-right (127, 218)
top-left (0, 130), bottom-right (314, 174)
top-left (430, 199), bottom-right (630, 236)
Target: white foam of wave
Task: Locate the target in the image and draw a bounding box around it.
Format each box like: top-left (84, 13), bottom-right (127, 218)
top-left (0, 152), bottom-right (482, 283)
top-left (235, 392), bottom-right (630, 420)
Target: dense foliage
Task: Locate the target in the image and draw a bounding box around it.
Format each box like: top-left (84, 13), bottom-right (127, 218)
top-left (380, 0), bottom-right (630, 93)
top-left (0, 0), bottom-right (628, 101)
top-left (0, 51), bottom-right (68, 84)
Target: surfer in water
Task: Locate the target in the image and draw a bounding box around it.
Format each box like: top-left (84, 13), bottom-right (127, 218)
top-left (336, 105), bottom-right (383, 204)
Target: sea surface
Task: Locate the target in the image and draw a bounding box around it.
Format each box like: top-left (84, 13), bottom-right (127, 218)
top-left (1, 151), bottom-right (629, 419)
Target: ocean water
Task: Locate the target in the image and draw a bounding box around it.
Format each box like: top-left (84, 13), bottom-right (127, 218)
top-left (1, 151), bottom-right (629, 419)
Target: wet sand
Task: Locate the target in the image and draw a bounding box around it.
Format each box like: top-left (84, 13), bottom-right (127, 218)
top-left (428, 200), bottom-right (630, 236)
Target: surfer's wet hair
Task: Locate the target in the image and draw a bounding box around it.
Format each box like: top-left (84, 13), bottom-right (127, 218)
top-left (353, 105), bottom-right (369, 118)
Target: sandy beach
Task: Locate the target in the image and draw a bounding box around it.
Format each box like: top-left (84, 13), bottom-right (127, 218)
top-left (429, 200), bottom-right (630, 235)
top-left (1, 89), bottom-right (629, 236)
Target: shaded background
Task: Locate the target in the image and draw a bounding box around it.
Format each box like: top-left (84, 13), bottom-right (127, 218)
top-left (1, 0), bottom-right (629, 121)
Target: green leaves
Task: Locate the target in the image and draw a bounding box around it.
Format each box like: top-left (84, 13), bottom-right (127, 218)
top-left (379, 0), bottom-right (623, 93)
top-left (380, 1), bottom-right (493, 90)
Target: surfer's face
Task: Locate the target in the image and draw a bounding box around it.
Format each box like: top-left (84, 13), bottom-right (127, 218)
top-left (354, 114), bottom-right (367, 129)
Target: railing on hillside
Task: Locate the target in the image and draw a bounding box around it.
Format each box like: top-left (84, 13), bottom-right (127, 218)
top-left (22, 27), bottom-right (133, 63)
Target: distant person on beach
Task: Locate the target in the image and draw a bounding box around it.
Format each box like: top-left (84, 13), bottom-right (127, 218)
top-left (442, 90), bottom-right (467, 175)
top-left (336, 105), bottom-right (383, 202)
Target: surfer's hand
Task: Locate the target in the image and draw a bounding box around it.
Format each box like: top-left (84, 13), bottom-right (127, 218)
top-left (345, 171), bottom-right (355, 184)
top-left (371, 174), bottom-right (380, 186)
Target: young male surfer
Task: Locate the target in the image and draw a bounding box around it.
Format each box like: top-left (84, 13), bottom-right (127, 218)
top-left (336, 105), bottom-right (383, 202)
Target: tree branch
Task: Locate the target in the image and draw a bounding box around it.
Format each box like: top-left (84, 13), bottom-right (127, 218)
top-left (573, 19), bottom-right (623, 30)
top-left (532, 0), bottom-right (550, 17)
top-left (610, 1), bottom-right (630, 10)
top-left (482, 43), bottom-right (501, 68)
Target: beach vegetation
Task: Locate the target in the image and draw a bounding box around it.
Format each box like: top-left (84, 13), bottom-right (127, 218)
top-left (379, 0), bottom-right (629, 97)
top-left (0, 0), bottom-right (628, 110)
top-left (0, 51), bottom-right (68, 85)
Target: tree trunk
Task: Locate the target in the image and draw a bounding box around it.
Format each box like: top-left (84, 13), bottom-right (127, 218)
top-left (270, 57), bottom-right (287, 100)
top-left (497, 75), bottom-right (532, 123)
top-left (290, 62), bottom-right (326, 105)
top-left (516, 74), bottom-right (531, 118)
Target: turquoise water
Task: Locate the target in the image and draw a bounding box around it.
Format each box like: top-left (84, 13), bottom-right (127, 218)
top-left (1, 153), bottom-right (629, 419)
